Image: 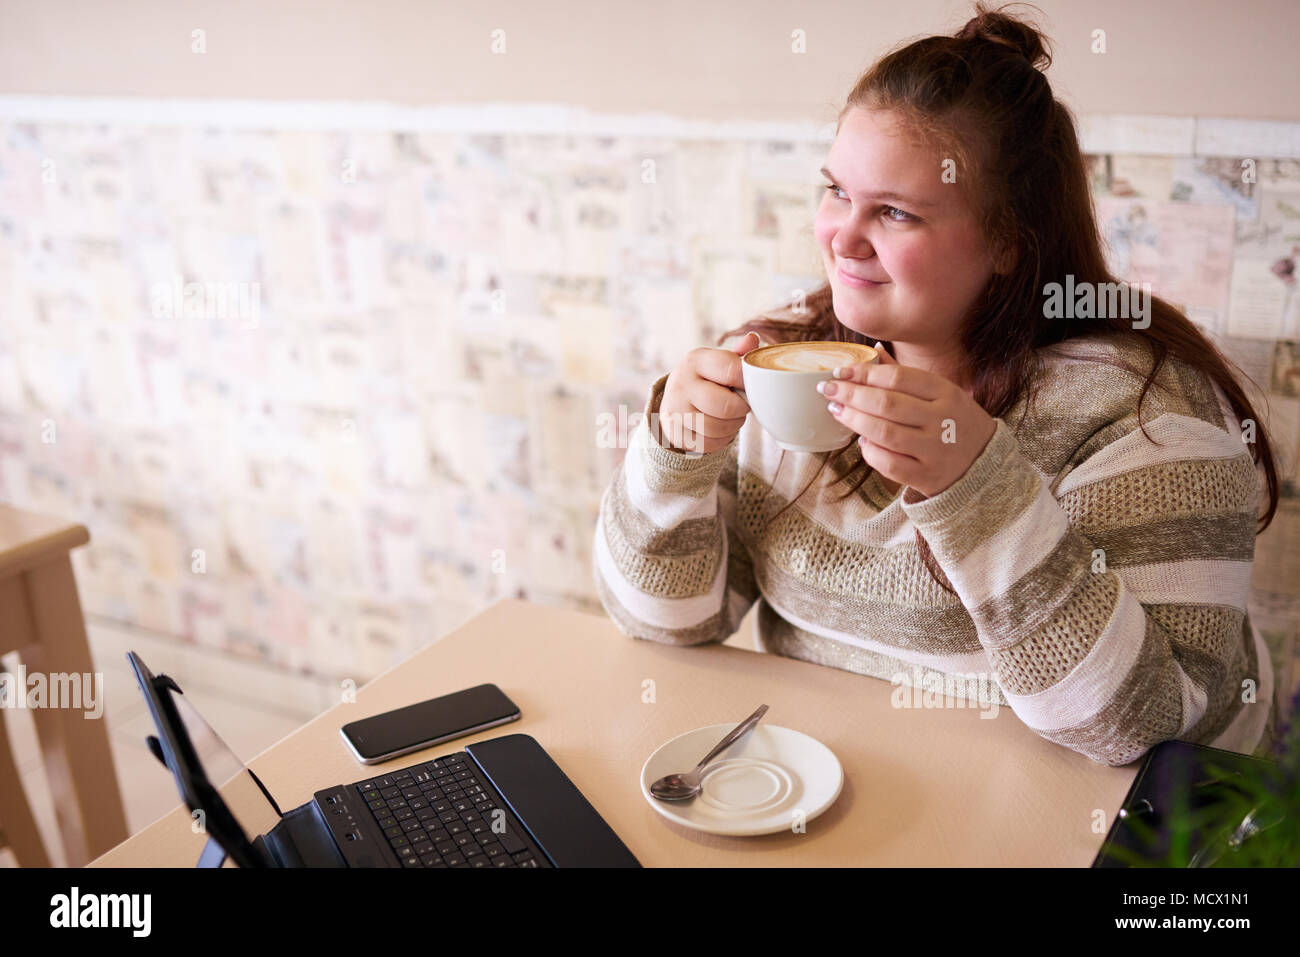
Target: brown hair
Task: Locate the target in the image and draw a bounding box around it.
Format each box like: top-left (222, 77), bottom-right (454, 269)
top-left (717, 1), bottom-right (1282, 594)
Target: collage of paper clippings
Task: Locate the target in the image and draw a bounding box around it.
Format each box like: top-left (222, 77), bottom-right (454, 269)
top-left (0, 112), bottom-right (1297, 708)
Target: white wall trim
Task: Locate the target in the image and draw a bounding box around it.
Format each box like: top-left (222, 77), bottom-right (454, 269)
top-left (2, 96), bottom-right (1299, 157)
top-left (0, 95), bottom-right (836, 142)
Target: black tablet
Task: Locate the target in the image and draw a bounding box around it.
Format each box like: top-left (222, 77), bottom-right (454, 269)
top-left (1093, 738), bottom-right (1281, 867)
top-left (127, 651), bottom-right (268, 868)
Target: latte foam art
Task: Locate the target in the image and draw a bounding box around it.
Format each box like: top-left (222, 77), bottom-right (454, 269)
top-left (762, 345), bottom-right (873, 372)
top-left (774, 349), bottom-right (847, 371)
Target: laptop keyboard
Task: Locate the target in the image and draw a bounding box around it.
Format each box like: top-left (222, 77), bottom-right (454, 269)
top-left (354, 752), bottom-right (549, 867)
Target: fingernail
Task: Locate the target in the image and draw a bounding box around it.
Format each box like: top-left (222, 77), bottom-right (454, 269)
top-left (827, 400), bottom-right (843, 414)
top-left (832, 366), bottom-right (846, 379)
top-left (818, 380), bottom-right (837, 396)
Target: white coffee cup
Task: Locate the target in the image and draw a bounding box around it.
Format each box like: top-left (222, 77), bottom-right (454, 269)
top-left (734, 340), bottom-right (880, 452)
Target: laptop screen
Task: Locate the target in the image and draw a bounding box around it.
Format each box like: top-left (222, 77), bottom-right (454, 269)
top-left (170, 689), bottom-right (244, 793)
top-left (129, 651), bottom-right (280, 867)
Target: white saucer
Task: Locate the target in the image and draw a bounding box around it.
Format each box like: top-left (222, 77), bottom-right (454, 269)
top-left (640, 724), bottom-right (843, 836)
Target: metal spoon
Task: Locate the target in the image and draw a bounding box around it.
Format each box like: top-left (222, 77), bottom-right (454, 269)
top-left (650, 704), bottom-right (769, 801)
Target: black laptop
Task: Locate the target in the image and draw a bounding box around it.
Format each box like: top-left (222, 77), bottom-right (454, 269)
top-left (128, 651), bottom-right (640, 868)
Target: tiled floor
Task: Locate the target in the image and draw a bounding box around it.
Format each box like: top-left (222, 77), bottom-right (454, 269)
top-left (0, 617), bottom-right (338, 868)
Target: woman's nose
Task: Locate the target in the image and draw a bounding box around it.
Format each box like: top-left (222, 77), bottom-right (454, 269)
top-left (831, 216), bottom-right (875, 259)
top-left (832, 234), bottom-right (874, 260)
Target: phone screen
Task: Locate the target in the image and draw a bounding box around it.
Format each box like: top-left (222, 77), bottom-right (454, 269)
top-left (341, 684), bottom-right (520, 763)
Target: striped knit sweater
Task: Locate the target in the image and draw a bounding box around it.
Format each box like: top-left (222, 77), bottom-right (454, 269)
top-left (592, 331), bottom-right (1280, 767)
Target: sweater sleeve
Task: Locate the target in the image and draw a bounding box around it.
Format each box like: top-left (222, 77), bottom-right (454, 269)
top-left (899, 407), bottom-right (1270, 767)
top-left (592, 372), bottom-right (761, 646)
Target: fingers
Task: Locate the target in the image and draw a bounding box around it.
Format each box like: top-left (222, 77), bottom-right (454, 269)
top-left (827, 394), bottom-right (925, 457)
top-left (659, 344), bottom-right (754, 453)
top-left (658, 382), bottom-right (748, 454)
top-left (731, 330), bottom-right (763, 356)
top-left (682, 405), bottom-right (748, 438)
top-left (672, 426), bottom-right (732, 455)
top-left (692, 379), bottom-right (750, 422)
top-left (831, 358), bottom-right (943, 401)
top-left (857, 436), bottom-right (921, 487)
top-left (663, 406), bottom-right (743, 452)
top-left (818, 377), bottom-right (929, 427)
top-left (695, 345), bottom-right (747, 391)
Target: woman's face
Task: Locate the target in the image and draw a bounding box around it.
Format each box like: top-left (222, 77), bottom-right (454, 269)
top-left (814, 107), bottom-right (997, 352)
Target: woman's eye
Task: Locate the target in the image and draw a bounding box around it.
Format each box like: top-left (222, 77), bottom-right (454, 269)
top-left (823, 185), bottom-right (916, 222)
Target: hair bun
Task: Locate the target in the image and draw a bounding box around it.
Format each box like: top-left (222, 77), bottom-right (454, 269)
top-left (956, 2), bottom-right (1052, 71)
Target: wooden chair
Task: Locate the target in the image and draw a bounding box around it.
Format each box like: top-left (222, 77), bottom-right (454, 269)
top-left (0, 505), bottom-right (128, 866)
top-left (0, 706), bottom-right (50, 866)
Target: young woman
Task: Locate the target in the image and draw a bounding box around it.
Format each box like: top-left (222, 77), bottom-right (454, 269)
top-left (593, 3), bottom-right (1283, 766)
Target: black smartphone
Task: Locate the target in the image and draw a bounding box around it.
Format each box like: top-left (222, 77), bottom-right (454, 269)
top-left (340, 684), bottom-right (521, 765)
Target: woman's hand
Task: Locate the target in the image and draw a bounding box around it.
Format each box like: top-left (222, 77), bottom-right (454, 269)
top-left (658, 331), bottom-right (762, 454)
top-left (817, 343), bottom-right (997, 499)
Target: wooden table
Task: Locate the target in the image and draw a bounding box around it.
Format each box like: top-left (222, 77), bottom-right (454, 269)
top-left (92, 596), bottom-right (1139, 867)
top-left (0, 504), bottom-right (129, 866)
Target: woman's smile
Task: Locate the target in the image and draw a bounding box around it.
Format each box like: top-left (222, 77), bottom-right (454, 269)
top-left (836, 265), bottom-right (887, 288)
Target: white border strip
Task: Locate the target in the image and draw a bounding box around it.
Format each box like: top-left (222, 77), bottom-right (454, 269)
top-left (2, 96), bottom-right (1300, 156)
top-left (0, 95), bottom-right (838, 142)
top-left (1196, 118), bottom-right (1300, 159)
top-left (1076, 114), bottom-right (1196, 155)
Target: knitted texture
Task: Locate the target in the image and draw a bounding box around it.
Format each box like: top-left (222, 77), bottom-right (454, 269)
top-left (592, 332), bottom-right (1280, 767)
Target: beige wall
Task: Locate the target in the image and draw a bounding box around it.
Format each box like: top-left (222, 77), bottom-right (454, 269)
top-left (3, 1), bottom-right (1299, 706)
top-left (1, 0), bottom-right (1298, 122)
